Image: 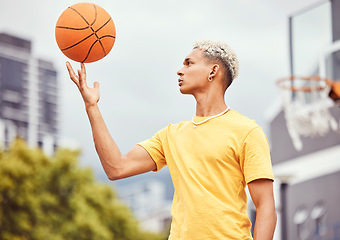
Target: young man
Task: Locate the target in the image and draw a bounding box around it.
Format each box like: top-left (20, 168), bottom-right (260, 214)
top-left (66, 40), bottom-right (277, 240)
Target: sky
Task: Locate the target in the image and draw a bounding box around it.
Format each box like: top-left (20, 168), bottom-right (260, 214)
top-left (0, 0), bottom-right (321, 178)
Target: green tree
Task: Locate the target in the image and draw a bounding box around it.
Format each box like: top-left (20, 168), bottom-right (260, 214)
top-left (0, 139), bottom-right (166, 240)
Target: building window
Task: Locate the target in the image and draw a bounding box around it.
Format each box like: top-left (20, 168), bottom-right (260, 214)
top-left (311, 202), bottom-right (326, 237)
top-left (294, 207), bottom-right (309, 240)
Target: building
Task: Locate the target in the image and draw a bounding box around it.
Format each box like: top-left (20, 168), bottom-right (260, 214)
top-left (268, 0), bottom-right (340, 239)
top-left (0, 33), bottom-right (58, 154)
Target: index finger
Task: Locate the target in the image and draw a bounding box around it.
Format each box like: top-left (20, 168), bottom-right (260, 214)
top-left (66, 61), bottom-right (80, 87)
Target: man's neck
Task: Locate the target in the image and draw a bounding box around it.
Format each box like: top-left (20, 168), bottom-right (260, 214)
top-left (194, 92), bottom-right (227, 117)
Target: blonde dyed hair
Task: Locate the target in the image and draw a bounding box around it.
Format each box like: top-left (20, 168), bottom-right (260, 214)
top-left (193, 40), bottom-right (239, 84)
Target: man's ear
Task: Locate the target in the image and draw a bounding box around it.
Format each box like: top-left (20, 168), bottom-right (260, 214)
top-left (209, 64), bottom-right (220, 78)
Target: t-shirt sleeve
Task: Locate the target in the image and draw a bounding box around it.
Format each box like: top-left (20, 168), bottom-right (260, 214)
top-left (240, 126), bottom-right (274, 184)
top-left (137, 127), bottom-right (168, 172)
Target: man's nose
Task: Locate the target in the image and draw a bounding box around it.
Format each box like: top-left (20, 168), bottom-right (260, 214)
top-left (177, 67), bottom-right (184, 76)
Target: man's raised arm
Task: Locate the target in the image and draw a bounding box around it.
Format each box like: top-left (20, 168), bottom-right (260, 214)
top-left (66, 62), bottom-right (156, 180)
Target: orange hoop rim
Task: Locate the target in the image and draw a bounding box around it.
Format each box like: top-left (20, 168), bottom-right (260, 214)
top-left (277, 75), bottom-right (333, 92)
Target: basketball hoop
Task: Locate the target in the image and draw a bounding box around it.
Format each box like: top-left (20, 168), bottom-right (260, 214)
top-left (277, 76), bottom-right (338, 151)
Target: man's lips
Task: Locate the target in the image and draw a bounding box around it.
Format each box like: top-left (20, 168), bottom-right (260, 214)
top-left (178, 79), bottom-right (183, 86)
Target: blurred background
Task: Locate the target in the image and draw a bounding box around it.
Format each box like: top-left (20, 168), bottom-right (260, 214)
top-left (0, 0), bottom-right (339, 239)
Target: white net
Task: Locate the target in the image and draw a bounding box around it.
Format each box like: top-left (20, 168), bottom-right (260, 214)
top-left (278, 76), bottom-right (338, 151)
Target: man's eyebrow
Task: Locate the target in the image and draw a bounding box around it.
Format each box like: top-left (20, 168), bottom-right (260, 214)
top-left (183, 57), bottom-right (192, 64)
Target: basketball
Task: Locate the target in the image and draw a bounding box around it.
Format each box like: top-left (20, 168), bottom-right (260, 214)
top-left (55, 3), bottom-right (116, 63)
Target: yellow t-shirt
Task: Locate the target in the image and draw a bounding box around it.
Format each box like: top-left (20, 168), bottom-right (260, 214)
top-left (138, 110), bottom-right (274, 240)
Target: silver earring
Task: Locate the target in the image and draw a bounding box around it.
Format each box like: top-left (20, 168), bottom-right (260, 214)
top-left (208, 77), bottom-right (213, 82)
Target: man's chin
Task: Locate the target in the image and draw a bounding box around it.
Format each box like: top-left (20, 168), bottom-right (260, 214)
top-left (179, 87), bottom-right (191, 95)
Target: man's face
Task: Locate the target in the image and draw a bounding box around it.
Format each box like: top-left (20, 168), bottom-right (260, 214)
top-left (177, 49), bottom-right (212, 95)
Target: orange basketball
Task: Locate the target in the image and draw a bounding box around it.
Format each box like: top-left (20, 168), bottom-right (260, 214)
top-left (55, 3), bottom-right (116, 63)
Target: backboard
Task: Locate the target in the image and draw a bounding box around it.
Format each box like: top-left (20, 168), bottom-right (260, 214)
top-left (281, 0), bottom-right (340, 150)
top-left (289, 0), bottom-right (336, 79)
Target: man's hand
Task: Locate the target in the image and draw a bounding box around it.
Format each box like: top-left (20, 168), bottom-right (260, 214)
top-left (66, 62), bottom-right (100, 109)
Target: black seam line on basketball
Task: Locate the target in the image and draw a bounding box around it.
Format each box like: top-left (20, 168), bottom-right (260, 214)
top-left (90, 4), bottom-right (97, 26)
top-left (97, 35), bottom-right (116, 56)
top-left (82, 39), bottom-right (99, 63)
top-left (99, 35), bottom-right (116, 39)
top-left (61, 33), bottom-right (95, 51)
top-left (56, 26), bottom-right (89, 31)
top-left (94, 31), bottom-right (100, 40)
top-left (98, 39), bottom-right (106, 55)
top-left (95, 17), bottom-right (112, 33)
top-left (89, 26), bottom-right (101, 53)
top-left (69, 6), bottom-right (90, 25)
top-left (91, 17), bottom-right (112, 56)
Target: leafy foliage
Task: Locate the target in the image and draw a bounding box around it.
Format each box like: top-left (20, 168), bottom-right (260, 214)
top-left (0, 139), bottom-right (165, 240)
